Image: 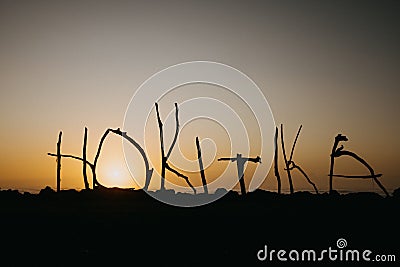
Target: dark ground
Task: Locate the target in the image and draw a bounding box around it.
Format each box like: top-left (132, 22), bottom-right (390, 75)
top-left (0, 187), bottom-right (399, 266)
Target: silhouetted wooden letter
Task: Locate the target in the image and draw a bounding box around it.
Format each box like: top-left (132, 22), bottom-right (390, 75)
top-left (218, 154), bottom-right (261, 195)
top-left (82, 127), bottom-right (89, 190)
top-left (329, 134), bottom-right (347, 193)
top-left (329, 134), bottom-right (389, 197)
top-left (273, 127), bottom-right (282, 194)
top-left (56, 131), bottom-right (62, 193)
top-left (155, 103), bottom-right (196, 194)
top-left (281, 124), bottom-right (318, 194)
top-left (109, 128), bottom-right (154, 191)
top-left (280, 124), bottom-right (294, 194)
top-left (49, 127), bottom-right (153, 191)
top-left (196, 137), bottom-right (208, 194)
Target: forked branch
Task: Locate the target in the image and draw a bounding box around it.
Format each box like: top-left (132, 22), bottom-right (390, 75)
top-left (165, 163), bottom-right (196, 194)
top-left (286, 161), bottom-right (318, 194)
top-left (289, 125), bottom-right (302, 163)
top-left (280, 124), bottom-right (294, 194)
top-left (166, 103), bottom-right (179, 159)
top-left (155, 102), bottom-right (195, 193)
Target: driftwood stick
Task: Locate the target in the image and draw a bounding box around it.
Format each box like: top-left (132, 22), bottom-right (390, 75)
top-left (333, 149), bottom-right (389, 197)
top-left (196, 137), bottom-right (208, 194)
top-left (93, 129), bottom-right (110, 168)
top-left (56, 131), bottom-right (62, 192)
top-left (166, 103), bottom-right (179, 159)
top-left (121, 132), bottom-right (154, 191)
top-left (291, 162), bottom-right (318, 194)
top-left (82, 127), bottom-right (89, 190)
top-left (165, 163), bottom-right (196, 194)
top-left (48, 153), bottom-right (98, 186)
top-left (329, 134), bottom-right (348, 193)
top-left (273, 127), bottom-right (282, 194)
top-left (334, 150), bottom-right (375, 174)
top-left (280, 124), bottom-right (294, 194)
top-left (330, 174), bottom-right (382, 179)
top-left (289, 125), bottom-right (302, 162)
top-left (48, 153), bottom-right (94, 168)
top-left (155, 103), bottom-right (166, 190)
top-left (90, 129), bottom-right (112, 188)
top-left (109, 128), bottom-right (154, 191)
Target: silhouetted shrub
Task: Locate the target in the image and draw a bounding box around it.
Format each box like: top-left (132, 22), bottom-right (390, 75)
top-left (393, 187), bottom-right (400, 199)
top-left (39, 186), bottom-right (55, 195)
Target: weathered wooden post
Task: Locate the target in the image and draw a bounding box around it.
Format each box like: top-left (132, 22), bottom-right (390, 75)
top-left (280, 124), bottom-right (294, 194)
top-left (273, 127), bottom-right (282, 194)
top-left (56, 131), bottom-right (62, 192)
top-left (82, 127), bottom-right (89, 190)
top-left (329, 134), bottom-right (347, 193)
top-left (196, 137), bottom-right (208, 194)
top-left (155, 102), bottom-right (167, 191)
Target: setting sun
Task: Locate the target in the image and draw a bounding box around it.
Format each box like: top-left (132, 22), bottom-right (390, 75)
top-left (101, 164), bottom-right (133, 188)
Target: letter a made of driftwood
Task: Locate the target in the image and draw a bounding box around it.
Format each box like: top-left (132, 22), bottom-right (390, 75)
top-left (329, 134), bottom-right (389, 197)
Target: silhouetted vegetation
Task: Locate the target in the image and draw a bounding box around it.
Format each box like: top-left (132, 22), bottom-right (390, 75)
top-left (0, 187), bottom-right (399, 265)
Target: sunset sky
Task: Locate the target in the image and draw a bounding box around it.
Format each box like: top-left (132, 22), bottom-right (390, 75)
top-left (0, 0), bottom-right (399, 194)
